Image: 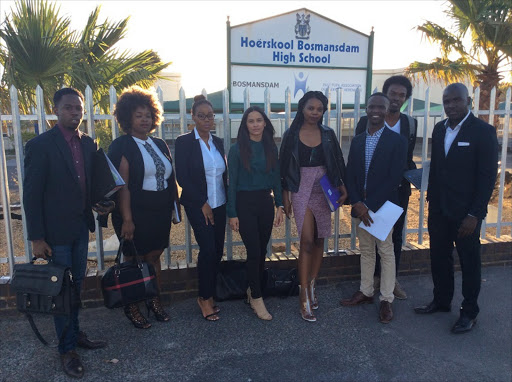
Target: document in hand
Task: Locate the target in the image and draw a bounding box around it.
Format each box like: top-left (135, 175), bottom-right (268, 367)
top-left (319, 174), bottom-right (341, 211)
top-left (91, 148), bottom-right (125, 204)
top-left (358, 201), bottom-right (404, 241)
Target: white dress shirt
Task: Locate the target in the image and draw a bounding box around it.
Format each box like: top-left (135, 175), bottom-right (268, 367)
top-left (444, 111), bottom-right (470, 156)
top-left (385, 119), bottom-right (401, 135)
top-left (132, 136), bottom-right (173, 191)
top-left (194, 128), bottom-right (226, 208)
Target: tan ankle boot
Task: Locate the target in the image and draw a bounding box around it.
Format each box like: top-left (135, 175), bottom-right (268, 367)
top-left (249, 295), bottom-right (272, 321)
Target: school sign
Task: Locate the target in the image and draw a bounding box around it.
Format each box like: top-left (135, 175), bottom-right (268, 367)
top-left (227, 8), bottom-right (373, 106)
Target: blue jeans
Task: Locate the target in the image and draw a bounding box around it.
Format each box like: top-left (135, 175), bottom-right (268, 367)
top-left (50, 220), bottom-right (89, 354)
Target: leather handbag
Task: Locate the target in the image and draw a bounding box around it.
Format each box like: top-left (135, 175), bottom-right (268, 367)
top-left (101, 239), bottom-right (159, 309)
top-left (262, 268), bottom-right (299, 297)
top-left (214, 260), bottom-right (248, 301)
top-left (10, 257), bottom-right (76, 346)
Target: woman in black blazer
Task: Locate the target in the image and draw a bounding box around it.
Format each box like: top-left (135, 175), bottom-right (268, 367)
top-left (175, 95), bottom-right (228, 321)
top-left (109, 86), bottom-right (180, 329)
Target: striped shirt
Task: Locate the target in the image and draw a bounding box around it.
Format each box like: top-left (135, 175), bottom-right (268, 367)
top-left (365, 126), bottom-right (385, 189)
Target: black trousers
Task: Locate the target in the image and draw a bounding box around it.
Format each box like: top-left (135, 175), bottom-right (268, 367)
top-left (185, 204), bottom-right (226, 299)
top-left (375, 185), bottom-right (410, 275)
top-left (237, 190), bottom-right (274, 299)
top-left (428, 211), bottom-right (482, 319)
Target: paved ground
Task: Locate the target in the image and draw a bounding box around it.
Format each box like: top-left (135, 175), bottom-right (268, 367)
top-left (0, 265), bottom-right (511, 382)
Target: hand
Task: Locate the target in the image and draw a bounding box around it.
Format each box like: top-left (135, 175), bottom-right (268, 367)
top-left (283, 192), bottom-right (293, 219)
top-left (336, 185), bottom-right (348, 206)
top-left (458, 215), bottom-right (478, 238)
top-left (121, 220), bottom-right (135, 241)
top-left (202, 202), bottom-right (214, 225)
top-left (274, 207), bottom-right (284, 227)
top-left (93, 200), bottom-right (115, 215)
top-left (32, 239), bottom-right (52, 259)
top-left (229, 217), bottom-right (239, 232)
top-left (359, 211), bottom-right (374, 227)
top-left (351, 202), bottom-right (368, 219)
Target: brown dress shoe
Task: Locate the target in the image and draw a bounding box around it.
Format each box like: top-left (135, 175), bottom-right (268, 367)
top-left (77, 331), bottom-right (107, 350)
top-left (379, 301), bottom-right (393, 323)
top-left (61, 350), bottom-right (84, 379)
top-left (340, 291), bottom-right (374, 306)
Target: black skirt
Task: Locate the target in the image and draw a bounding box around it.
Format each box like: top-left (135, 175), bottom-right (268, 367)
top-left (113, 188), bottom-right (173, 256)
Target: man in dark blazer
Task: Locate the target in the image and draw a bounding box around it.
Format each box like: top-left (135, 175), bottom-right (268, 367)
top-left (23, 88), bottom-right (111, 378)
top-left (340, 93), bottom-right (407, 324)
top-left (355, 75), bottom-right (417, 299)
top-left (414, 83), bottom-right (498, 334)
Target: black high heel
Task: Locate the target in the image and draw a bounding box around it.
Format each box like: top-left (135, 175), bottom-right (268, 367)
top-left (124, 303), bottom-right (152, 329)
top-left (145, 297), bottom-right (170, 322)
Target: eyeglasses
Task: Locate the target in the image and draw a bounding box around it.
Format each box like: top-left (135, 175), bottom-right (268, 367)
top-left (196, 113), bottom-right (215, 121)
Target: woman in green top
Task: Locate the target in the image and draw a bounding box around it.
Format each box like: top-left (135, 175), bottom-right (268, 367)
top-left (227, 106), bottom-right (284, 320)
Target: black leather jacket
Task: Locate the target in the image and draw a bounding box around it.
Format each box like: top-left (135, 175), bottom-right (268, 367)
top-left (279, 124), bottom-right (346, 193)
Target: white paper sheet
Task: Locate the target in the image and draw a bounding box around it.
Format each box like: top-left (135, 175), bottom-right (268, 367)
top-left (358, 201), bottom-right (404, 241)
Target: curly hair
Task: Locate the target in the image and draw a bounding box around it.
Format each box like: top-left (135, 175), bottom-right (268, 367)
top-left (237, 106), bottom-right (276, 172)
top-left (114, 86), bottom-right (163, 134)
top-left (289, 90), bottom-right (328, 132)
top-left (382, 75), bottom-right (413, 99)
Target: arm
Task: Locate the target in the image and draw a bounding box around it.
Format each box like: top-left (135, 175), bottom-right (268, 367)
top-left (174, 136), bottom-right (207, 207)
top-left (226, 144), bottom-right (239, 229)
top-left (407, 118), bottom-right (418, 170)
top-left (23, 139), bottom-right (53, 258)
top-left (468, 124), bottom-right (499, 219)
top-left (272, 146), bottom-right (284, 226)
top-left (427, 124), bottom-right (441, 211)
top-left (117, 156), bottom-right (135, 240)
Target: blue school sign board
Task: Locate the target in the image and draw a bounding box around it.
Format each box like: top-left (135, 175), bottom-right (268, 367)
top-left (227, 8), bottom-right (373, 108)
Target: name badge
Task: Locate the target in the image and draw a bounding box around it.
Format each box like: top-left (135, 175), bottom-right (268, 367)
top-left (458, 142), bottom-right (470, 147)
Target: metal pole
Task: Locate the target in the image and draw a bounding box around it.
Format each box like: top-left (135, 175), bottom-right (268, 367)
top-left (223, 88), bottom-right (233, 260)
top-left (496, 87), bottom-right (511, 237)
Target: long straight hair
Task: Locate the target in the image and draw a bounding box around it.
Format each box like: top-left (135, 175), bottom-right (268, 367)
top-left (237, 106), bottom-right (276, 172)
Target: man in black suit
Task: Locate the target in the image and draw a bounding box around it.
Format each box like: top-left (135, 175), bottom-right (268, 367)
top-left (414, 83), bottom-right (498, 334)
top-left (355, 75), bottom-right (417, 299)
top-left (23, 88), bottom-right (112, 378)
top-left (340, 93), bottom-right (407, 323)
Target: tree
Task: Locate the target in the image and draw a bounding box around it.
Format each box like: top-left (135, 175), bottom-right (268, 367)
top-left (0, 0), bottom-right (171, 114)
top-left (405, 0), bottom-right (511, 115)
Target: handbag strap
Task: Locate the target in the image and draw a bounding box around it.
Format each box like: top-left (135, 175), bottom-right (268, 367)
top-left (115, 238), bottom-right (143, 265)
top-left (26, 313), bottom-right (71, 348)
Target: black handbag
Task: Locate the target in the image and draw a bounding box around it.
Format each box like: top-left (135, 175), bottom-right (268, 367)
top-left (262, 268), bottom-right (299, 297)
top-left (10, 257), bottom-right (76, 346)
top-left (214, 260), bottom-right (248, 301)
top-left (101, 239), bottom-right (159, 308)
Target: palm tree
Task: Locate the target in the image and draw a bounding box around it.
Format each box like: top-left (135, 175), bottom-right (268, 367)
top-left (405, 0), bottom-right (511, 115)
top-left (0, 0), bottom-right (171, 114)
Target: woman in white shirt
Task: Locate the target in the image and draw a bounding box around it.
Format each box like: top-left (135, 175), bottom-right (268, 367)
top-left (175, 95), bottom-right (228, 321)
top-left (109, 86), bottom-right (180, 329)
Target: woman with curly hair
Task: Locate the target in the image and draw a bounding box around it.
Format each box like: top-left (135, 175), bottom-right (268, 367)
top-left (109, 86), bottom-right (180, 329)
top-left (279, 91), bottom-right (348, 322)
top-left (227, 106), bottom-right (284, 321)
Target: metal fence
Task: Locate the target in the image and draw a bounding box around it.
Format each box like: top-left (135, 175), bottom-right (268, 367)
top-left (0, 84), bottom-right (510, 279)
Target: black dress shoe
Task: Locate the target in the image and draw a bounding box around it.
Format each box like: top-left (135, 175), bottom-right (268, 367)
top-left (77, 331), bottom-right (107, 350)
top-left (451, 315), bottom-right (477, 334)
top-left (61, 350), bottom-right (84, 379)
top-left (414, 301), bottom-right (451, 314)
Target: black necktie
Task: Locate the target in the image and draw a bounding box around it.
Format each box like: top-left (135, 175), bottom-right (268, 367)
top-left (143, 142), bottom-right (165, 191)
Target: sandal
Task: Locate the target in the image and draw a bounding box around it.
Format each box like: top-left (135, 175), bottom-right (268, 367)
top-left (146, 297), bottom-right (171, 322)
top-left (197, 297), bottom-right (219, 321)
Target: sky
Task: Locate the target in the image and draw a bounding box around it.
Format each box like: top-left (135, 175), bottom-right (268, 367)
top-left (0, 0), bottom-right (457, 95)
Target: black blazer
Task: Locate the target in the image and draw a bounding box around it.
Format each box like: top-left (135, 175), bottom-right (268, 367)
top-left (23, 126), bottom-right (96, 245)
top-left (427, 112), bottom-right (498, 220)
top-left (107, 134), bottom-right (178, 204)
top-left (356, 113), bottom-right (417, 195)
top-left (174, 131), bottom-right (228, 208)
top-left (346, 127), bottom-right (407, 212)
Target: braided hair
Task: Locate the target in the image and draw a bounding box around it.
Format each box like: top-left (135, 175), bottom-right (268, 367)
top-left (289, 91), bottom-right (328, 132)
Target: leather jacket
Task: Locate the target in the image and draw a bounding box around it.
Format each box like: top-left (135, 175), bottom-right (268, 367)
top-left (279, 124), bottom-right (346, 193)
